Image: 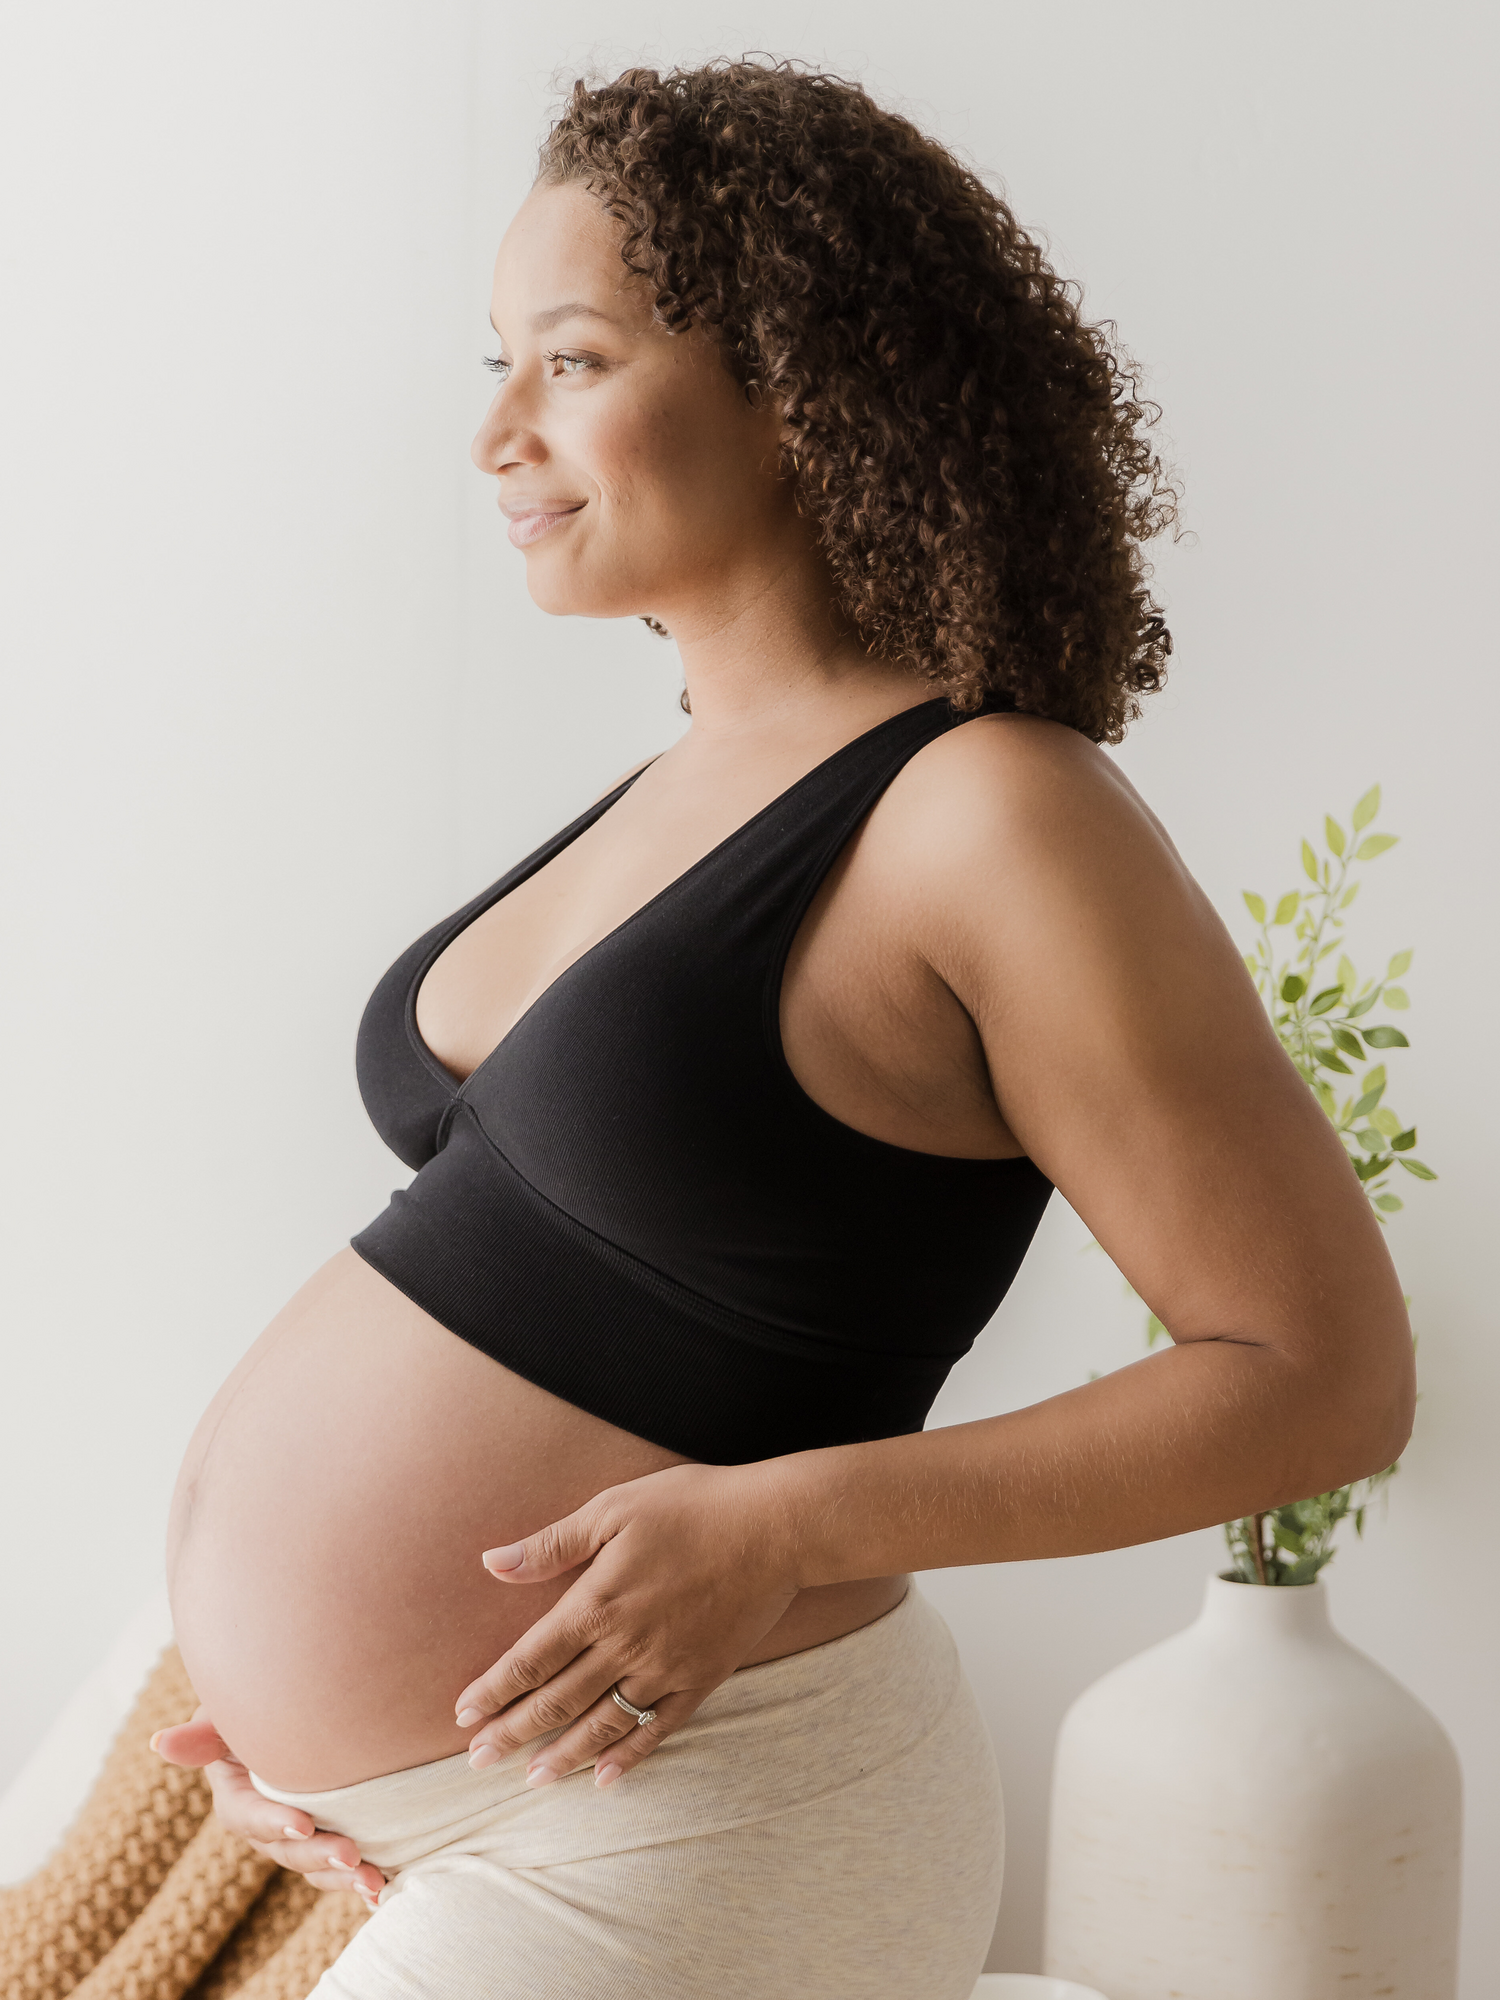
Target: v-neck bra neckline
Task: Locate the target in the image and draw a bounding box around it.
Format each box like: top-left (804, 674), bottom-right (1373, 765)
top-left (405, 695), bottom-right (953, 1101)
top-left (352, 681), bottom-right (1053, 1467)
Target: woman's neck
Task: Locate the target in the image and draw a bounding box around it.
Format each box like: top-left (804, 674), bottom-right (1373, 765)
top-left (666, 535), bottom-right (924, 749)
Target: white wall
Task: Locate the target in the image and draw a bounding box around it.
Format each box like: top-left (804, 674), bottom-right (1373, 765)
top-left (4, 2), bottom-right (1495, 1989)
top-left (0, 0), bottom-right (477, 1800)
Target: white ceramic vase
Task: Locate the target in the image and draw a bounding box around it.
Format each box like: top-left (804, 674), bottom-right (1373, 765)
top-left (1043, 1574), bottom-right (1462, 2000)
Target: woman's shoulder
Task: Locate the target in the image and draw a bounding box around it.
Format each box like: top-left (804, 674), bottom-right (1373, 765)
top-left (872, 707), bottom-right (1189, 902)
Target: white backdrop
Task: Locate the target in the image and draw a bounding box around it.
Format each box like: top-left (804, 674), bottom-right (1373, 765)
top-left (3, 2), bottom-right (1495, 1986)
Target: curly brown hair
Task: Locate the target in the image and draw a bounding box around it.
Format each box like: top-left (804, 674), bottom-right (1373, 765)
top-left (539, 59), bottom-right (1179, 743)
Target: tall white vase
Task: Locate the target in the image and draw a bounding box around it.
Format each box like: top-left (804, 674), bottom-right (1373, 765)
top-left (1043, 1574), bottom-right (1462, 2000)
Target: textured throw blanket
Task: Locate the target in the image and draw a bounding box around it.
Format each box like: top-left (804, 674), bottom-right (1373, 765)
top-left (0, 1647), bottom-right (365, 1999)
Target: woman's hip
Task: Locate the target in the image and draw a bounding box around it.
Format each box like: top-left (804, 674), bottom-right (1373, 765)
top-left (253, 1585), bottom-right (1003, 1997)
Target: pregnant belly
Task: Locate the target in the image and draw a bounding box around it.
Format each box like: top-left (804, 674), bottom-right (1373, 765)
top-left (167, 1248), bottom-right (693, 1791)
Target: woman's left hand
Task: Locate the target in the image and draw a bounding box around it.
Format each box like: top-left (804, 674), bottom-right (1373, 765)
top-left (452, 1460), bottom-right (801, 1789)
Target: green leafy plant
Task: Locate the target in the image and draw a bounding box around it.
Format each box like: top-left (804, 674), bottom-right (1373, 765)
top-left (1153, 787), bottom-right (1433, 1584)
top-left (1224, 1485), bottom-right (1391, 1589)
top-left (1238, 784), bottom-right (1434, 1217)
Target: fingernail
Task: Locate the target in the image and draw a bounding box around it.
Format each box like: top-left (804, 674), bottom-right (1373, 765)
top-left (526, 1762), bottom-right (558, 1787)
top-left (328, 1855), bottom-right (354, 1870)
top-left (469, 1744), bottom-right (500, 1770)
top-left (149, 1732), bottom-right (163, 1753)
top-left (483, 1543), bottom-right (525, 1572)
top-left (283, 1825), bottom-right (311, 1841)
top-left (455, 1707), bottom-right (485, 1727)
top-left (595, 1763), bottom-right (622, 1788)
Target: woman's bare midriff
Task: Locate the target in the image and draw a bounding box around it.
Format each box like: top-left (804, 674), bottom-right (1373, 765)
top-left (167, 1246), bottom-right (905, 1792)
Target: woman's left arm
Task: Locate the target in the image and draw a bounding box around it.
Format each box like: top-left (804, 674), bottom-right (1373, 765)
top-left (453, 717), bottom-right (1416, 1785)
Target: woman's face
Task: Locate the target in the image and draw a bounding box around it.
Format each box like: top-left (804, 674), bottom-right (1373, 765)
top-left (473, 180), bottom-right (795, 631)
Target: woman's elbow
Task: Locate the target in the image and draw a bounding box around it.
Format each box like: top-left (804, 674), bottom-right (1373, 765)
top-left (1307, 1323), bottom-right (1417, 1488)
top-left (1368, 1358), bottom-right (1418, 1472)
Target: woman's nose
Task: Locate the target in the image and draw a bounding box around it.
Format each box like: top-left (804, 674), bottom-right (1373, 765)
top-left (471, 386), bottom-right (543, 475)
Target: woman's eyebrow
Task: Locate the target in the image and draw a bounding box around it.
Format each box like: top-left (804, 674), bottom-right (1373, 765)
top-left (487, 303), bottom-right (618, 338)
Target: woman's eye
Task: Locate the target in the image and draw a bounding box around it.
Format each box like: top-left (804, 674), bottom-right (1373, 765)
top-left (480, 351), bottom-right (597, 384)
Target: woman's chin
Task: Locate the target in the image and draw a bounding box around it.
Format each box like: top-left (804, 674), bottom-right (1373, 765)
top-left (523, 570), bottom-right (655, 624)
top-left (522, 563), bottom-right (594, 618)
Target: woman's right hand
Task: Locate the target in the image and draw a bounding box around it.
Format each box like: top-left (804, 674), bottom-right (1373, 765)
top-left (152, 1707), bottom-right (384, 1909)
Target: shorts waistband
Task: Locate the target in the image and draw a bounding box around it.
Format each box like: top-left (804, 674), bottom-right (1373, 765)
top-left (250, 1584), bottom-right (960, 1873)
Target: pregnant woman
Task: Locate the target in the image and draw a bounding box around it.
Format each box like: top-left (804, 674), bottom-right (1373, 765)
top-left (154, 59), bottom-right (1414, 2000)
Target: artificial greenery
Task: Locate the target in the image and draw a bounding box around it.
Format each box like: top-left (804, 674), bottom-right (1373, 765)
top-left (1149, 787), bottom-right (1433, 1585)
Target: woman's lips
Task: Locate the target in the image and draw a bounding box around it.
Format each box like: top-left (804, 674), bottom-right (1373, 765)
top-left (505, 504), bottom-right (584, 549)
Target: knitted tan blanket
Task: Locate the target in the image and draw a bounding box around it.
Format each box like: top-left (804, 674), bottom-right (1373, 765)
top-left (0, 1647), bottom-right (367, 2000)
